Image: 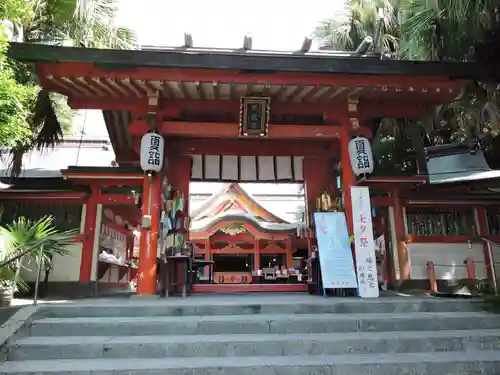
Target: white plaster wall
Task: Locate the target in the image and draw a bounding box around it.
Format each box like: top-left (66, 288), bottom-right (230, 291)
top-left (90, 204), bottom-right (103, 281)
top-left (407, 243), bottom-right (486, 280)
top-left (20, 242), bottom-right (83, 282)
top-left (50, 243), bottom-right (83, 282)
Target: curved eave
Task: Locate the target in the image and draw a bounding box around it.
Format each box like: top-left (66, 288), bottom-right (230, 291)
top-left (190, 214), bottom-right (297, 237)
top-left (102, 110), bottom-right (134, 166)
top-left (231, 184), bottom-right (289, 224)
top-left (190, 183), bottom-right (233, 219)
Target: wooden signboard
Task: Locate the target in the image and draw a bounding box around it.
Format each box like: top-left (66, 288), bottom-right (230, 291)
top-left (239, 97), bottom-right (270, 137)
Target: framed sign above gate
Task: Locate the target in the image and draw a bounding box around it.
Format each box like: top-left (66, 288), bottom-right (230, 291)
top-left (239, 97), bottom-right (270, 137)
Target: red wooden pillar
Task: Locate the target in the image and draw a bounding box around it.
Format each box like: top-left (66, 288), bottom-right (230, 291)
top-left (168, 155), bottom-right (191, 232)
top-left (254, 239), bottom-right (260, 272)
top-left (427, 261), bottom-right (438, 293)
top-left (80, 184), bottom-right (99, 282)
top-left (392, 189), bottom-right (410, 281)
top-left (285, 238), bottom-right (293, 268)
top-left (476, 207), bottom-right (493, 280)
top-left (340, 125), bottom-right (355, 255)
top-left (136, 174), bottom-right (160, 295)
top-left (302, 157), bottom-right (331, 256)
top-left (205, 240), bottom-right (211, 261)
top-left (167, 155), bottom-right (191, 290)
top-left (302, 158), bottom-right (331, 220)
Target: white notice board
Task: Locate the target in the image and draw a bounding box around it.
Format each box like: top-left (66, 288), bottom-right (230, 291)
top-left (314, 212), bottom-right (358, 291)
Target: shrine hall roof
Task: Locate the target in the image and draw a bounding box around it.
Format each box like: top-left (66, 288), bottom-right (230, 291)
top-left (7, 42), bottom-right (499, 80)
top-left (425, 142), bottom-right (500, 185)
top-left (190, 211), bottom-right (298, 235)
top-left (191, 183), bottom-right (288, 224)
top-left (189, 183), bottom-right (298, 236)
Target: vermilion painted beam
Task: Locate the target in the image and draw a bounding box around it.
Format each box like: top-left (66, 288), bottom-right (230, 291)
top-left (129, 120), bottom-right (341, 139)
top-left (96, 194), bottom-right (137, 205)
top-left (38, 63), bottom-right (465, 89)
top-left (71, 98), bottom-right (428, 120)
top-left (0, 192), bottom-right (87, 201)
top-left (130, 137), bottom-right (337, 158)
top-left (370, 196), bottom-right (394, 206)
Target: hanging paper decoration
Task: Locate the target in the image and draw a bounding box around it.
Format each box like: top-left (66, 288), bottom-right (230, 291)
top-left (140, 132), bottom-right (164, 172)
top-left (348, 136), bottom-right (374, 176)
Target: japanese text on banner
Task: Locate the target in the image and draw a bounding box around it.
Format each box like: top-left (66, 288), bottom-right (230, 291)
top-left (351, 186), bottom-right (379, 298)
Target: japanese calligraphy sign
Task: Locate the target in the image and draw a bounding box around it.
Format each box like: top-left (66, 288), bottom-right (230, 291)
top-left (348, 137), bottom-right (374, 176)
top-left (239, 97), bottom-right (270, 137)
top-left (351, 186), bottom-right (379, 298)
top-left (140, 132), bottom-right (164, 172)
top-left (314, 212), bottom-right (358, 291)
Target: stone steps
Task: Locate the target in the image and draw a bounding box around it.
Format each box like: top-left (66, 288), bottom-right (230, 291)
top-left (2, 351), bottom-right (500, 374)
top-left (39, 298), bottom-right (481, 317)
top-left (1, 296), bottom-right (500, 374)
top-left (6, 329), bottom-right (500, 360)
top-left (25, 311), bottom-right (500, 336)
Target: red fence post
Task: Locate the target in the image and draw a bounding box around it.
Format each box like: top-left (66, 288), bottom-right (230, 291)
top-left (426, 261), bottom-right (438, 294)
top-left (465, 257), bottom-right (476, 280)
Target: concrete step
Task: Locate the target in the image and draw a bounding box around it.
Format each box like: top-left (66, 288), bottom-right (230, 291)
top-left (39, 298), bottom-right (482, 318)
top-left (27, 311), bottom-right (500, 336)
top-left (6, 329), bottom-right (500, 361)
top-left (1, 351), bottom-right (500, 374)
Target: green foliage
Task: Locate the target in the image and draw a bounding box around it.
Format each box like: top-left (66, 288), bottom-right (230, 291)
top-left (0, 0), bottom-right (33, 23)
top-left (0, 35), bottom-right (36, 149)
top-left (6, 0), bottom-right (137, 176)
top-left (23, 0), bottom-right (136, 48)
top-left (0, 215), bottom-right (78, 291)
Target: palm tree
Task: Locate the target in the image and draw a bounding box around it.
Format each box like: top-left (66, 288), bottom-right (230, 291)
top-left (314, 0), bottom-right (399, 54)
top-left (0, 215), bottom-right (78, 306)
top-left (399, 0), bottom-right (500, 145)
top-left (9, 0), bottom-right (136, 177)
top-left (314, 0), bottom-right (500, 174)
top-left (314, 0), bottom-right (430, 174)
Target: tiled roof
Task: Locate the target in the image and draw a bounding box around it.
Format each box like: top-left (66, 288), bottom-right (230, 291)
top-left (0, 140), bottom-right (116, 178)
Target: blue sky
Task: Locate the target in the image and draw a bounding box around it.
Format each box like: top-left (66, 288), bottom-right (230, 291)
top-left (115, 0), bottom-right (346, 50)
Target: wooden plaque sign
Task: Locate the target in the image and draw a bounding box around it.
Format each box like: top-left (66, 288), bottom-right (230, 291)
top-left (239, 97), bottom-right (270, 137)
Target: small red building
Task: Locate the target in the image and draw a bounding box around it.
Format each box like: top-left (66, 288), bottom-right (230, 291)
top-left (189, 183), bottom-right (307, 292)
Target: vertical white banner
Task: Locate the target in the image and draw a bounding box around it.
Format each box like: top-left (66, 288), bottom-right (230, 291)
top-left (351, 186), bottom-right (379, 298)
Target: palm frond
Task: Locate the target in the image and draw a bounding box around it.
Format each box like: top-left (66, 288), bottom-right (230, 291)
top-left (0, 215), bottom-right (78, 288)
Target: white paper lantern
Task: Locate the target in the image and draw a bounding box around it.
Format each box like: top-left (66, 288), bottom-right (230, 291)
top-left (140, 133), bottom-right (164, 172)
top-left (348, 137), bottom-right (374, 176)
